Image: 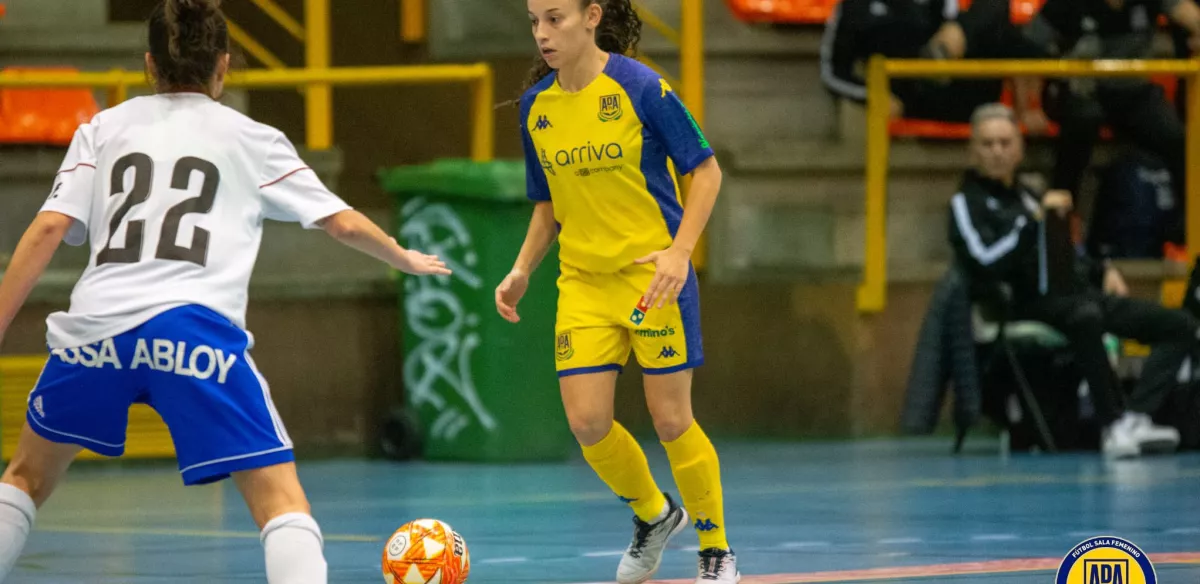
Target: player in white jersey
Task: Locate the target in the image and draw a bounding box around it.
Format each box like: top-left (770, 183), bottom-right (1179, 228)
top-left (0, 1), bottom-right (449, 582)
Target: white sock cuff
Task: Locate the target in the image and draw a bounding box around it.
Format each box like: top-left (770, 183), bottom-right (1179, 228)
top-left (261, 512), bottom-right (323, 548)
top-left (0, 484), bottom-right (35, 524)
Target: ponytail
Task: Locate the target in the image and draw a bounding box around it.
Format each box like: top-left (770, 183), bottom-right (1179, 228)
top-left (148, 0), bottom-right (230, 95)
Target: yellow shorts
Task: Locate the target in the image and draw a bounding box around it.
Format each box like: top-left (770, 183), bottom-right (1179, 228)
top-left (554, 262), bottom-right (704, 377)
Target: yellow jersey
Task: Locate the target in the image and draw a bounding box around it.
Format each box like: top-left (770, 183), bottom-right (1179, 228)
top-left (520, 54), bottom-right (714, 274)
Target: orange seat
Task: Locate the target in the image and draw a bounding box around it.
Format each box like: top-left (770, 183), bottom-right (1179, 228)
top-left (723, 0), bottom-right (838, 24)
top-left (0, 67), bottom-right (100, 146)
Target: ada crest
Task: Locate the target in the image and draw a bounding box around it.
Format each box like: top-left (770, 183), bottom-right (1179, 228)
top-left (599, 94), bottom-right (623, 122)
top-left (555, 332), bottom-right (575, 362)
top-left (1057, 536), bottom-right (1155, 584)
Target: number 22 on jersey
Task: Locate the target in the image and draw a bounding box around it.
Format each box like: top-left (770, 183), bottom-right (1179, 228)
top-left (97, 152), bottom-right (220, 268)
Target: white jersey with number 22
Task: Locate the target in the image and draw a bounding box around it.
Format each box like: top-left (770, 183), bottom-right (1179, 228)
top-left (39, 93), bottom-right (351, 350)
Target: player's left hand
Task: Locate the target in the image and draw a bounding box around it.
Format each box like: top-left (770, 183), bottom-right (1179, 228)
top-left (394, 248), bottom-right (452, 276)
top-left (634, 245), bottom-right (690, 309)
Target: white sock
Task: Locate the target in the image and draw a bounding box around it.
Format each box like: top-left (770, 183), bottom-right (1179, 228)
top-left (0, 483), bottom-right (35, 582)
top-left (650, 499), bottom-right (670, 524)
top-left (261, 512), bottom-right (327, 584)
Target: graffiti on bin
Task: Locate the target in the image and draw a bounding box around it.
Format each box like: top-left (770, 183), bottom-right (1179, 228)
top-left (400, 197), bottom-right (497, 442)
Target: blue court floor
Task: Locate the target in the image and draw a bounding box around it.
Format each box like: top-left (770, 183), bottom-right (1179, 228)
top-left (8, 438), bottom-right (1200, 583)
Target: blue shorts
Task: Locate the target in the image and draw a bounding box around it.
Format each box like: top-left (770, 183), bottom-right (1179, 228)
top-left (27, 305), bottom-right (294, 485)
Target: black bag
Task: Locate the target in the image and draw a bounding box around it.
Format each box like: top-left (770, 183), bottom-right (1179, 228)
top-left (979, 336), bottom-right (1100, 452)
top-left (1143, 256), bottom-right (1200, 448)
top-left (1087, 149), bottom-right (1177, 259)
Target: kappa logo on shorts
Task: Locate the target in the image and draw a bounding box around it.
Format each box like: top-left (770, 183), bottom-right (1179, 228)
top-left (555, 332), bottom-right (575, 362)
top-left (32, 396), bottom-right (45, 418)
top-left (659, 346), bottom-right (679, 359)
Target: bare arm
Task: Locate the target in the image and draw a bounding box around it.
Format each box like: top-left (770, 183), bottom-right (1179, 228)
top-left (635, 156), bottom-right (722, 308)
top-left (511, 201), bottom-right (558, 277)
top-left (318, 209), bottom-right (450, 276)
top-left (0, 212), bottom-right (73, 345)
top-left (669, 157), bottom-right (721, 257)
top-left (495, 202), bottom-right (557, 323)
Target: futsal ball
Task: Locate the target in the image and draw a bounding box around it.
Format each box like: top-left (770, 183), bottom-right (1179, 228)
top-left (382, 519), bottom-right (470, 584)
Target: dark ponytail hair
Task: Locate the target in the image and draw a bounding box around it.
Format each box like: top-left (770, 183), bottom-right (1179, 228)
top-left (523, 0), bottom-right (643, 90)
top-left (148, 0), bottom-right (230, 95)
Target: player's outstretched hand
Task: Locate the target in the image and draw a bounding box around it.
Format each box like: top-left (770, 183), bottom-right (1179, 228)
top-left (634, 245), bottom-right (690, 309)
top-left (395, 249), bottom-right (452, 276)
top-left (495, 269), bottom-right (529, 324)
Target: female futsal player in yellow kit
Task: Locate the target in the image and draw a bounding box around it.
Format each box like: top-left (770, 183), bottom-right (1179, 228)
top-left (494, 1), bottom-right (737, 582)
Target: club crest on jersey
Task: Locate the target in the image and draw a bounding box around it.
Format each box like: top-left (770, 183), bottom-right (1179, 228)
top-left (599, 94), bottom-right (623, 122)
top-left (555, 332), bottom-right (575, 362)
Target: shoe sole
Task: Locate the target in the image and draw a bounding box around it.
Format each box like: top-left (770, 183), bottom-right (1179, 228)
top-left (1139, 438), bottom-right (1179, 454)
top-left (617, 506), bottom-right (690, 584)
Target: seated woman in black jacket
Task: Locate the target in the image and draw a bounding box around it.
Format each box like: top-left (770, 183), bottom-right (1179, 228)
top-left (948, 103), bottom-right (1193, 458)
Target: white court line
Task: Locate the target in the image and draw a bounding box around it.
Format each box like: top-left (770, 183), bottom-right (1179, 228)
top-left (783, 542), bottom-right (832, 548)
top-left (583, 550), bottom-right (626, 558)
top-left (478, 557), bottom-right (530, 564)
top-left (1167, 528), bottom-right (1200, 535)
top-left (972, 534), bottom-right (1020, 542)
top-left (878, 537), bottom-right (923, 545)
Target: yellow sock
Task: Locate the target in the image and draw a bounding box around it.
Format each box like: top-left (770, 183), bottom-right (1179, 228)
top-left (581, 422), bottom-right (668, 522)
top-left (662, 421), bottom-right (729, 550)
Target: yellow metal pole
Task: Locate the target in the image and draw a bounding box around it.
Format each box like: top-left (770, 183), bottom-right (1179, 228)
top-left (680, 0), bottom-right (704, 126)
top-left (470, 66), bottom-right (495, 162)
top-left (107, 70), bottom-right (128, 106)
top-left (227, 19), bottom-right (289, 70)
top-left (680, 0), bottom-right (706, 268)
top-left (247, 0), bottom-right (306, 40)
top-left (633, 1), bottom-right (681, 46)
top-left (857, 56), bottom-right (890, 313)
top-left (305, 0), bottom-right (332, 150)
top-left (401, 0), bottom-right (426, 43)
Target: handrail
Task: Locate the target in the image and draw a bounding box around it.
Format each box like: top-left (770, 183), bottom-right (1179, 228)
top-left (0, 65), bottom-right (496, 162)
top-left (858, 57), bottom-right (1200, 313)
top-left (248, 0), bottom-right (306, 40)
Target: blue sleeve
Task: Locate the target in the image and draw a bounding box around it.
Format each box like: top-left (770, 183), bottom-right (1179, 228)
top-left (522, 125), bottom-right (551, 202)
top-left (519, 97), bottom-right (552, 202)
top-left (639, 78), bottom-right (714, 175)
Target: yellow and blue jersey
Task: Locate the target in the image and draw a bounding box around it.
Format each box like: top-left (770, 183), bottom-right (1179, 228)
top-left (520, 53), bottom-right (714, 274)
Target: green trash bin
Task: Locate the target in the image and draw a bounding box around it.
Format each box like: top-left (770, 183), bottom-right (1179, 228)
top-left (378, 159), bottom-right (571, 462)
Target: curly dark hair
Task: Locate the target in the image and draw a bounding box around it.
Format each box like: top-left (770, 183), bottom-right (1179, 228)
top-left (148, 0), bottom-right (230, 95)
top-left (523, 0), bottom-right (643, 90)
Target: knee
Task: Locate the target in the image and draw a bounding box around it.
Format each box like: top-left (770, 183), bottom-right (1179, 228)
top-left (567, 413), bottom-right (613, 447)
top-left (650, 411), bottom-right (694, 443)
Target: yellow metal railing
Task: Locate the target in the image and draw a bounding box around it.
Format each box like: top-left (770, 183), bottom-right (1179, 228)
top-left (859, 58), bottom-right (1200, 313)
top-left (0, 66), bottom-right (496, 161)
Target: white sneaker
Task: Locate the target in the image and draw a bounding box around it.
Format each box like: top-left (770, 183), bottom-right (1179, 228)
top-left (1102, 415), bottom-right (1140, 459)
top-left (696, 548), bottom-right (741, 583)
top-left (616, 493), bottom-right (689, 584)
top-left (1127, 413), bottom-right (1180, 454)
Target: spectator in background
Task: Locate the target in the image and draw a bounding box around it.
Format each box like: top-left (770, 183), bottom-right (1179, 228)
top-left (820, 0), bottom-right (1049, 123)
top-left (947, 103), bottom-right (1194, 458)
top-left (1026, 0), bottom-right (1200, 242)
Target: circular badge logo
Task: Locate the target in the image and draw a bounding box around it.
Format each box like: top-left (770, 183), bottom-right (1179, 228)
top-left (1057, 536), bottom-right (1156, 584)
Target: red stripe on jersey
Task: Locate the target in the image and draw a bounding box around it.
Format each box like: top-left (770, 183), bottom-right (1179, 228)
top-left (56, 163), bottom-right (96, 175)
top-left (259, 167), bottom-right (313, 188)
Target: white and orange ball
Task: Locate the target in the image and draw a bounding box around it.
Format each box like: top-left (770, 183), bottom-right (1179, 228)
top-left (382, 519), bottom-right (470, 584)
